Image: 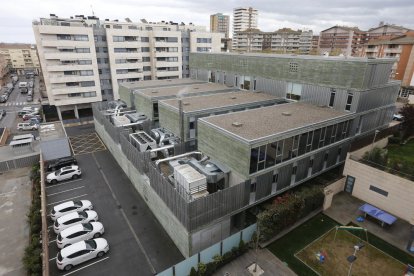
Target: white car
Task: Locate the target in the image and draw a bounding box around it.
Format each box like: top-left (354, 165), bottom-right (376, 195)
top-left (57, 222), bottom-right (104, 249)
top-left (56, 238), bottom-right (109, 271)
top-left (54, 210), bottom-right (98, 234)
top-left (50, 200), bottom-right (93, 221)
top-left (46, 165), bottom-right (81, 184)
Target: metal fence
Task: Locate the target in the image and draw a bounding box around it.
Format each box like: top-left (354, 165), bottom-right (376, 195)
top-left (93, 102), bottom-right (251, 232)
top-left (0, 154), bottom-right (40, 173)
top-left (148, 163), bottom-right (190, 229)
top-left (157, 223), bottom-right (257, 276)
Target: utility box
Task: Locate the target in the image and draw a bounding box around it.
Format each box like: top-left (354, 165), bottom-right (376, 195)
top-left (112, 115), bottom-right (130, 127)
top-left (174, 164), bottom-right (207, 195)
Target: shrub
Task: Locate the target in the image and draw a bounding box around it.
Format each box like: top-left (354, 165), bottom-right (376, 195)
top-left (189, 267), bottom-right (197, 276)
top-left (23, 164), bottom-right (43, 275)
top-left (388, 136), bottom-right (401, 144)
top-left (197, 262), bottom-right (207, 276)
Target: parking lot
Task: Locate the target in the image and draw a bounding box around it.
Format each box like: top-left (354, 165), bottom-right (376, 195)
top-left (46, 125), bottom-right (183, 275)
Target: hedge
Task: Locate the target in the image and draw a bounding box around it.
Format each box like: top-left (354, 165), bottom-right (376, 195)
top-left (23, 164), bottom-right (42, 276)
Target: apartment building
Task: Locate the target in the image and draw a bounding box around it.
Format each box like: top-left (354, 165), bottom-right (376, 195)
top-left (318, 24), bottom-right (412, 57)
top-left (210, 13), bottom-right (230, 39)
top-left (0, 44), bottom-right (40, 75)
top-left (0, 54), bottom-right (9, 88)
top-left (233, 28), bottom-right (313, 54)
top-left (94, 52), bottom-right (398, 257)
top-left (362, 32), bottom-right (414, 97)
top-left (232, 7), bottom-right (258, 50)
top-left (366, 24), bottom-right (411, 41)
top-left (33, 14), bottom-right (223, 120)
top-left (318, 26), bottom-right (367, 56)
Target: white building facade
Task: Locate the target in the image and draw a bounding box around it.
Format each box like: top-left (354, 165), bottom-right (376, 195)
top-left (232, 7), bottom-right (258, 50)
top-left (33, 14), bottom-right (223, 119)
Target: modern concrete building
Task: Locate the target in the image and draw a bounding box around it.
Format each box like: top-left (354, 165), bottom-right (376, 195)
top-left (210, 13), bottom-right (230, 39)
top-left (158, 91), bottom-right (288, 142)
top-left (233, 28), bottom-right (313, 54)
top-left (120, 81), bottom-right (235, 124)
top-left (232, 7), bottom-right (258, 50)
top-left (94, 52), bottom-right (399, 257)
top-left (361, 32), bottom-right (414, 98)
top-left (0, 44), bottom-right (40, 75)
top-left (33, 14), bottom-right (223, 120)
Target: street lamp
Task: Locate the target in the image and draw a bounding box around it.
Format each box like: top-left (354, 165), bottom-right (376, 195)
top-left (368, 130), bottom-right (380, 161)
top-left (347, 243), bottom-right (365, 276)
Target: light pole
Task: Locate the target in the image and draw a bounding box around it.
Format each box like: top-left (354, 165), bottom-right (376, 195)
top-left (347, 243), bottom-right (364, 276)
top-left (253, 224), bottom-right (260, 272)
top-left (368, 130), bottom-right (380, 161)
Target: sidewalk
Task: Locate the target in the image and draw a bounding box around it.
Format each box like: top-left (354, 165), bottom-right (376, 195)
top-left (213, 248), bottom-right (296, 276)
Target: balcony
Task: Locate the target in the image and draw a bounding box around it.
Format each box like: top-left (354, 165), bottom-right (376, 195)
top-left (49, 75), bottom-right (96, 84)
top-left (385, 48), bottom-right (402, 54)
top-left (44, 52), bottom-right (92, 60)
top-left (156, 70), bottom-right (180, 78)
top-left (52, 85), bottom-right (98, 95)
top-left (42, 39), bottom-right (90, 48)
top-left (115, 72), bottom-right (143, 79)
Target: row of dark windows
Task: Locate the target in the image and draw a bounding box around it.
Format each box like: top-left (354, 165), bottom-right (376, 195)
top-left (249, 120), bottom-right (352, 174)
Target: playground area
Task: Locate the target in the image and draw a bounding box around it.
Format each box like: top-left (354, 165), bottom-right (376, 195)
top-left (295, 226), bottom-right (408, 275)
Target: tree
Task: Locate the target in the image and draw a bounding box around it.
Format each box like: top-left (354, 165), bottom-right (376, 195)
top-left (399, 104), bottom-right (414, 139)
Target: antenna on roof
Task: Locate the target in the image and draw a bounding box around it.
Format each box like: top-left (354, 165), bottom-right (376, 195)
top-left (90, 5), bottom-right (95, 16)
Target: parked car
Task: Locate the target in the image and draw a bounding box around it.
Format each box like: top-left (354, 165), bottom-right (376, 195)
top-left (393, 114), bottom-right (404, 121)
top-left (29, 117), bottom-right (42, 125)
top-left (29, 81), bottom-right (34, 88)
top-left (56, 222), bottom-right (104, 249)
top-left (17, 122), bottom-right (39, 131)
top-left (27, 95), bottom-right (33, 102)
top-left (47, 156), bottom-right (78, 172)
top-left (46, 165), bottom-right (82, 184)
top-left (18, 109), bottom-right (38, 117)
top-left (56, 238), bottom-right (109, 271)
top-left (54, 210), bottom-right (98, 234)
top-left (0, 94), bottom-right (8, 103)
top-left (23, 113), bottom-right (41, 121)
top-left (50, 200), bottom-right (93, 221)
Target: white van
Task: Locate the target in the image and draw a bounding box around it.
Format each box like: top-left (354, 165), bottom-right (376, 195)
top-left (17, 122), bottom-right (39, 131)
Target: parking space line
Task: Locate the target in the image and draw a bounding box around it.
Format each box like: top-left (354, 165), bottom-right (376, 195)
top-left (92, 153), bottom-right (156, 274)
top-left (0, 191), bottom-right (16, 196)
top-left (48, 225), bottom-right (53, 229)
top-left (47, 186), bottom-right (85, 197)
top-left (47, 194), bottom-right (88, 206)
top-left (49, 257), bottom-right (56, 262)
top-left (62, 257), bottom-right (110, 276)
top-left (49, 239), bottom-right (56, 244)
top-left (45, 179), bottom-right (83, 189)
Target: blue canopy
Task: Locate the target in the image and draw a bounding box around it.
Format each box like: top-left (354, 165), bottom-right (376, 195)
top-left (359, 203), bottom-right (397, 225)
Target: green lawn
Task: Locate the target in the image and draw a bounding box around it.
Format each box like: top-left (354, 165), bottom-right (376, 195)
top-left (387, 139), bottom-right (414, 164)
top-left (267, 214), bottom-right (414, 276)
top-left (267, 214), bottom-right (339, 276)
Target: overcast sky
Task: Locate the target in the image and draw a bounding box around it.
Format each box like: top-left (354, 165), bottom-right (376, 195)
top-left (2, 0), bottom-right (414, 43)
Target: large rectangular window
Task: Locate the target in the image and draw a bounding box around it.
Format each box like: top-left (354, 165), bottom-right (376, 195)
top-left (197, 38), bottom-right (212, 43)
top-left (74, 35), bottom-right (88, 41)
top-left (113, 36), bottom-right (125, 42)
top-left (345, 93), bottom-right (353, 111)
top-left (369, 185), bottom-right (388, 197)
top-left (329, 89), bottom-right (336, 107)
top-left (75, 48), bottom-right (90, 53)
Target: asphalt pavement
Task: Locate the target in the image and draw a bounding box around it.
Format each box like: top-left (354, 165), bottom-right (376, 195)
top-left (0, 76), bottom-right (41, 135)
top-left (46, 125), bottom-right (183, 276)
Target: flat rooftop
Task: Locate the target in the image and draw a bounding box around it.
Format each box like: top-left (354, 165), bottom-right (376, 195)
top-left (120, 78), bottom-right (205, 90)
top-left (38, 122), bottom-right (67, 141)
top-left (136, 83), bottom-right (236, 100)
top-left (160, 91), bottom-right (284, 113)
top-left (200, 102), bottom-right (349, 142)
